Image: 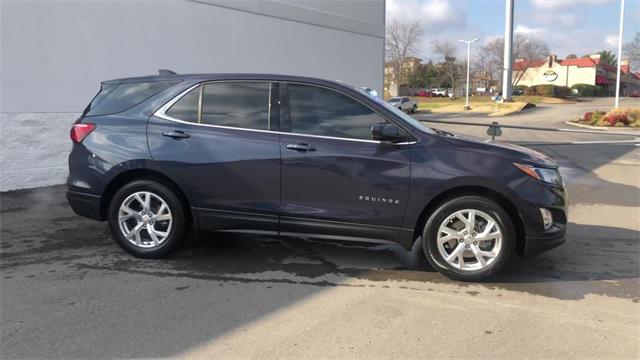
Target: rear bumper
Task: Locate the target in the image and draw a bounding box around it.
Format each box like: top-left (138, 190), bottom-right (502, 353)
top-left (66, 190), bottom-right (104, 220)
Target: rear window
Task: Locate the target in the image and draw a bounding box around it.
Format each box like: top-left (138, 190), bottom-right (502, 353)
top-left (85, 80), bottom-right (179, 116)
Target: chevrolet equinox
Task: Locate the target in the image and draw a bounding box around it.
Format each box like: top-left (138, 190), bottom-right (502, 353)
top-left (67, 73), bottom-right (567, 281)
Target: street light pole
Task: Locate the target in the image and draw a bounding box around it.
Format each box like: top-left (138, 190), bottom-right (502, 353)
top-left (614, 0), bottom-right (625, 108)
top-left (502, 0), bottom-right (514, 102)
top-left (460, 38), bottom-right (479, 110)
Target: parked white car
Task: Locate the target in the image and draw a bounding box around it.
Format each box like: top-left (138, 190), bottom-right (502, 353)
top-left (430, 88), bottom-right (447, 97)
top-left (387, 96), bottom-right (418, 113)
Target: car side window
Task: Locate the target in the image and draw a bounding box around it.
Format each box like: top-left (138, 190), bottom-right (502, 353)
top-left (166, 86), bottom-right (200, 123)
top-left (402, 98), bottom-right (409, 103)
top-left (201, 82), bottom-right (270, 130)
top-left (287, 84), bottom-right (385, 140)
top-left (165, 82), bottom-right (271, 130)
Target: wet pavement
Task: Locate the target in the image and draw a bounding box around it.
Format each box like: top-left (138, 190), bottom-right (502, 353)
top-left (1, 102), bottom-right (639, 358)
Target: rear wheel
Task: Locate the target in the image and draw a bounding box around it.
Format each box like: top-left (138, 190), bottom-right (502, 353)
top-left (411, 104), bottom-right (417, 113)
top-left (422, 196), bottom-right (516, 281)
top-left (108, 180), bottom-right (186, 258)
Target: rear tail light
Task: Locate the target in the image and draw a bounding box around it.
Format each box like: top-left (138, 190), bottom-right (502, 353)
top-left (70, 123), bottom-right (96, 143)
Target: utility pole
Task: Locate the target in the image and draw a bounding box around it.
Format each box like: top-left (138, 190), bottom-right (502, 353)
top-left (614, 0), bottom-right (625, 108)
top-left (460, 38), bottom-right (479, 110)
top-left (502, 0), bottom-right (514, 102)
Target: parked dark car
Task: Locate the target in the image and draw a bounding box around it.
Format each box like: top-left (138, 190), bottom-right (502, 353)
top-left (67, 73), bottom-right (567, 281)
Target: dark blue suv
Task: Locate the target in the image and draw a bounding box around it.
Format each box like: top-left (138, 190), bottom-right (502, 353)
top-left (67, 73), bottom-right (567, 281)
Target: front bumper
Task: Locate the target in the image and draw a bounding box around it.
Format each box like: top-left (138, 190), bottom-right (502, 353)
top-left (515, 180), bottom-right (568, 258)
top-left (523, 228), bottom-right (566, 257)
top-left (66, 189), bottom-right (104, 220)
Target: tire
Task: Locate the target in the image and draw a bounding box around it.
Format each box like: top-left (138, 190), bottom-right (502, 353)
top-left (421, 196), bottom-right (516, 281)
top-left (107, 179), bottom-right (187, 258)
top-left (411, 104), bottom-right (417, 113)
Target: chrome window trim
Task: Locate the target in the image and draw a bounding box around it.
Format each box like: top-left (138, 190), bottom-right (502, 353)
top-left (153, 81), bottom-right (414, 145)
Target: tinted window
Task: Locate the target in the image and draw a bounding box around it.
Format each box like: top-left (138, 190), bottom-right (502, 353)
top-left (86, 81), bottom-right (178, 116)
top-left (288, 84), bottom-right (385, 140)
top-left (201, 82), bottom-right (270, 130)
top-left (166, 86), bottom-right (200, 122)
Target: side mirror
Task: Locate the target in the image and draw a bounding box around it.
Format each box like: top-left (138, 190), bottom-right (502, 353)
top-left (371, 123), bottom-right (406, 143)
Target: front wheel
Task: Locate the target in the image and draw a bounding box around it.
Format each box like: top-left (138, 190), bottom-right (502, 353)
top-left (107, 180), bottom-right (187, 258)
top-left (411, 104), bottom-right (417, 113)
top-left (422, 196), bottom-right (516, 281)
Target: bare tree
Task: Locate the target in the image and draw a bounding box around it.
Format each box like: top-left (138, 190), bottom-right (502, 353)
top-left (386, 20), bottom-right (423, 83)
top-left (512, 36), bottom-right (551, 85)
top-left (477, 35), bottom-right (550, 87)
top-left (624, 32), bottom-right (640, 69)
top-left (432, 40), bottom-right (462, 98)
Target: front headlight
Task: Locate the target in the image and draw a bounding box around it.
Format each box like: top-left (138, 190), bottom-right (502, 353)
top-left (514, 163), bottom-right (564, 186)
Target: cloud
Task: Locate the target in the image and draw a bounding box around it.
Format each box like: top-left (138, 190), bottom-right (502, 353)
top-left (386, 0), bottom-right (467, 34)
top-left (386, 0), bottom-right (469, 60)
top-left (530, 0), bottom-right (612, 9)
top-left (533, 11), bottom-right (579, 28)
top-left (605, 35), bottom-right (619, 47)
top-left (514, 24), bottom-right (546, 36)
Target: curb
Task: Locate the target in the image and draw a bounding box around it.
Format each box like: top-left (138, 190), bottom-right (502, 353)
top-left (564, 121), bottom-right (640, 131)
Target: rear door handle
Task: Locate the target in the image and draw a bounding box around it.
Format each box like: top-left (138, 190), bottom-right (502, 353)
top-left (162, 130), bottom-right (190, 139)
top-left (286, 143), bottom-right (315, 152)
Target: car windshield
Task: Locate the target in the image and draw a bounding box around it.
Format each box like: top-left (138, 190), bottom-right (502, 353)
top-left (355, 89), bottom-right (435, 135)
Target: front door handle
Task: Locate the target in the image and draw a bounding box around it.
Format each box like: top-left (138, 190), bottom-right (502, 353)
top-left (162, 130), bottom-right (190, 139)
top-left (286, 143), bottom-right (315, 152)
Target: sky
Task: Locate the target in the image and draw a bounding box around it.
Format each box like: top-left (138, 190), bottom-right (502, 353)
top-left (386, 0), bottom-right (640, 62)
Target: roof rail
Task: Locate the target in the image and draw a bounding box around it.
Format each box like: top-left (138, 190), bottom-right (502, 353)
top-left (158, 69), bottom-right (177, 75)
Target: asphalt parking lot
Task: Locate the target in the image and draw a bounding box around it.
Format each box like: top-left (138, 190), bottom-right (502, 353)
top-left (1, 99), bottom-right (639, 359)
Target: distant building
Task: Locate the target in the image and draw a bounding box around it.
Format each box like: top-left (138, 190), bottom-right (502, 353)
top-left (470, 71), bottom-right (498, 93)
top-left (384, 57), bottom-right (422, 97)
top-left (513, 54), bottom-right (640, 95)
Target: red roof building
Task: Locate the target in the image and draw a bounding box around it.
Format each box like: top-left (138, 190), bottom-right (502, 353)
top-left (512, 54), bottom-right (639, 95)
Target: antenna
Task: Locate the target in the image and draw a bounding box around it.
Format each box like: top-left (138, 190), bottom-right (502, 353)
top-left (158, 69), bottom-right (177, 75)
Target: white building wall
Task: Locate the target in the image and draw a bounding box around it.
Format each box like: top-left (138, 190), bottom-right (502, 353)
top-left (0, 0), bottom-right (385, 191)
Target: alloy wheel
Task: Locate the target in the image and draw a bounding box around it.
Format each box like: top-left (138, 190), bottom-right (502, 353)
top-left (436, 209), bottom-right (502, 271)
top-left (118, 191), bottom-right (173, 249)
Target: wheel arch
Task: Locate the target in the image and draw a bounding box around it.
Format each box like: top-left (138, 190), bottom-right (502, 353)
top-left (412, 185), bottom-right (527, 257)
top-left (99, 169), bottom-right (193, 230)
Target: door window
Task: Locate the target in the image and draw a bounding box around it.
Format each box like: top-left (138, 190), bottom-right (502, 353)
top-left (201, 82), bottom-right (270, 130)
top-left (287, 84), bottom-right (385, 140)
top-left (165, 82), bottom-right (271, 130)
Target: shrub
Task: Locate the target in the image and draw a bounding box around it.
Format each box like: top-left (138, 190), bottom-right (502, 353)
top-left (523, 86), bottom-right (537, 96)
top-left (571, 83), bottom-right (597, 96)
top-left (554, 86), bottom-right (571, 98)
top-left (591, 111), bottom-right (605, 125)
top-left (603, 114), bottom-right (629, 126)
top-left (608, 107), bottom-right (640, 122)
top-left (534, 85), bottom-right (556, 97)
top-left (528, 84), bottom-right (571, 98)
top-left (576, 108), bottom-right (639, 126)
top-left (583, 112), bottom-right (593, 123)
